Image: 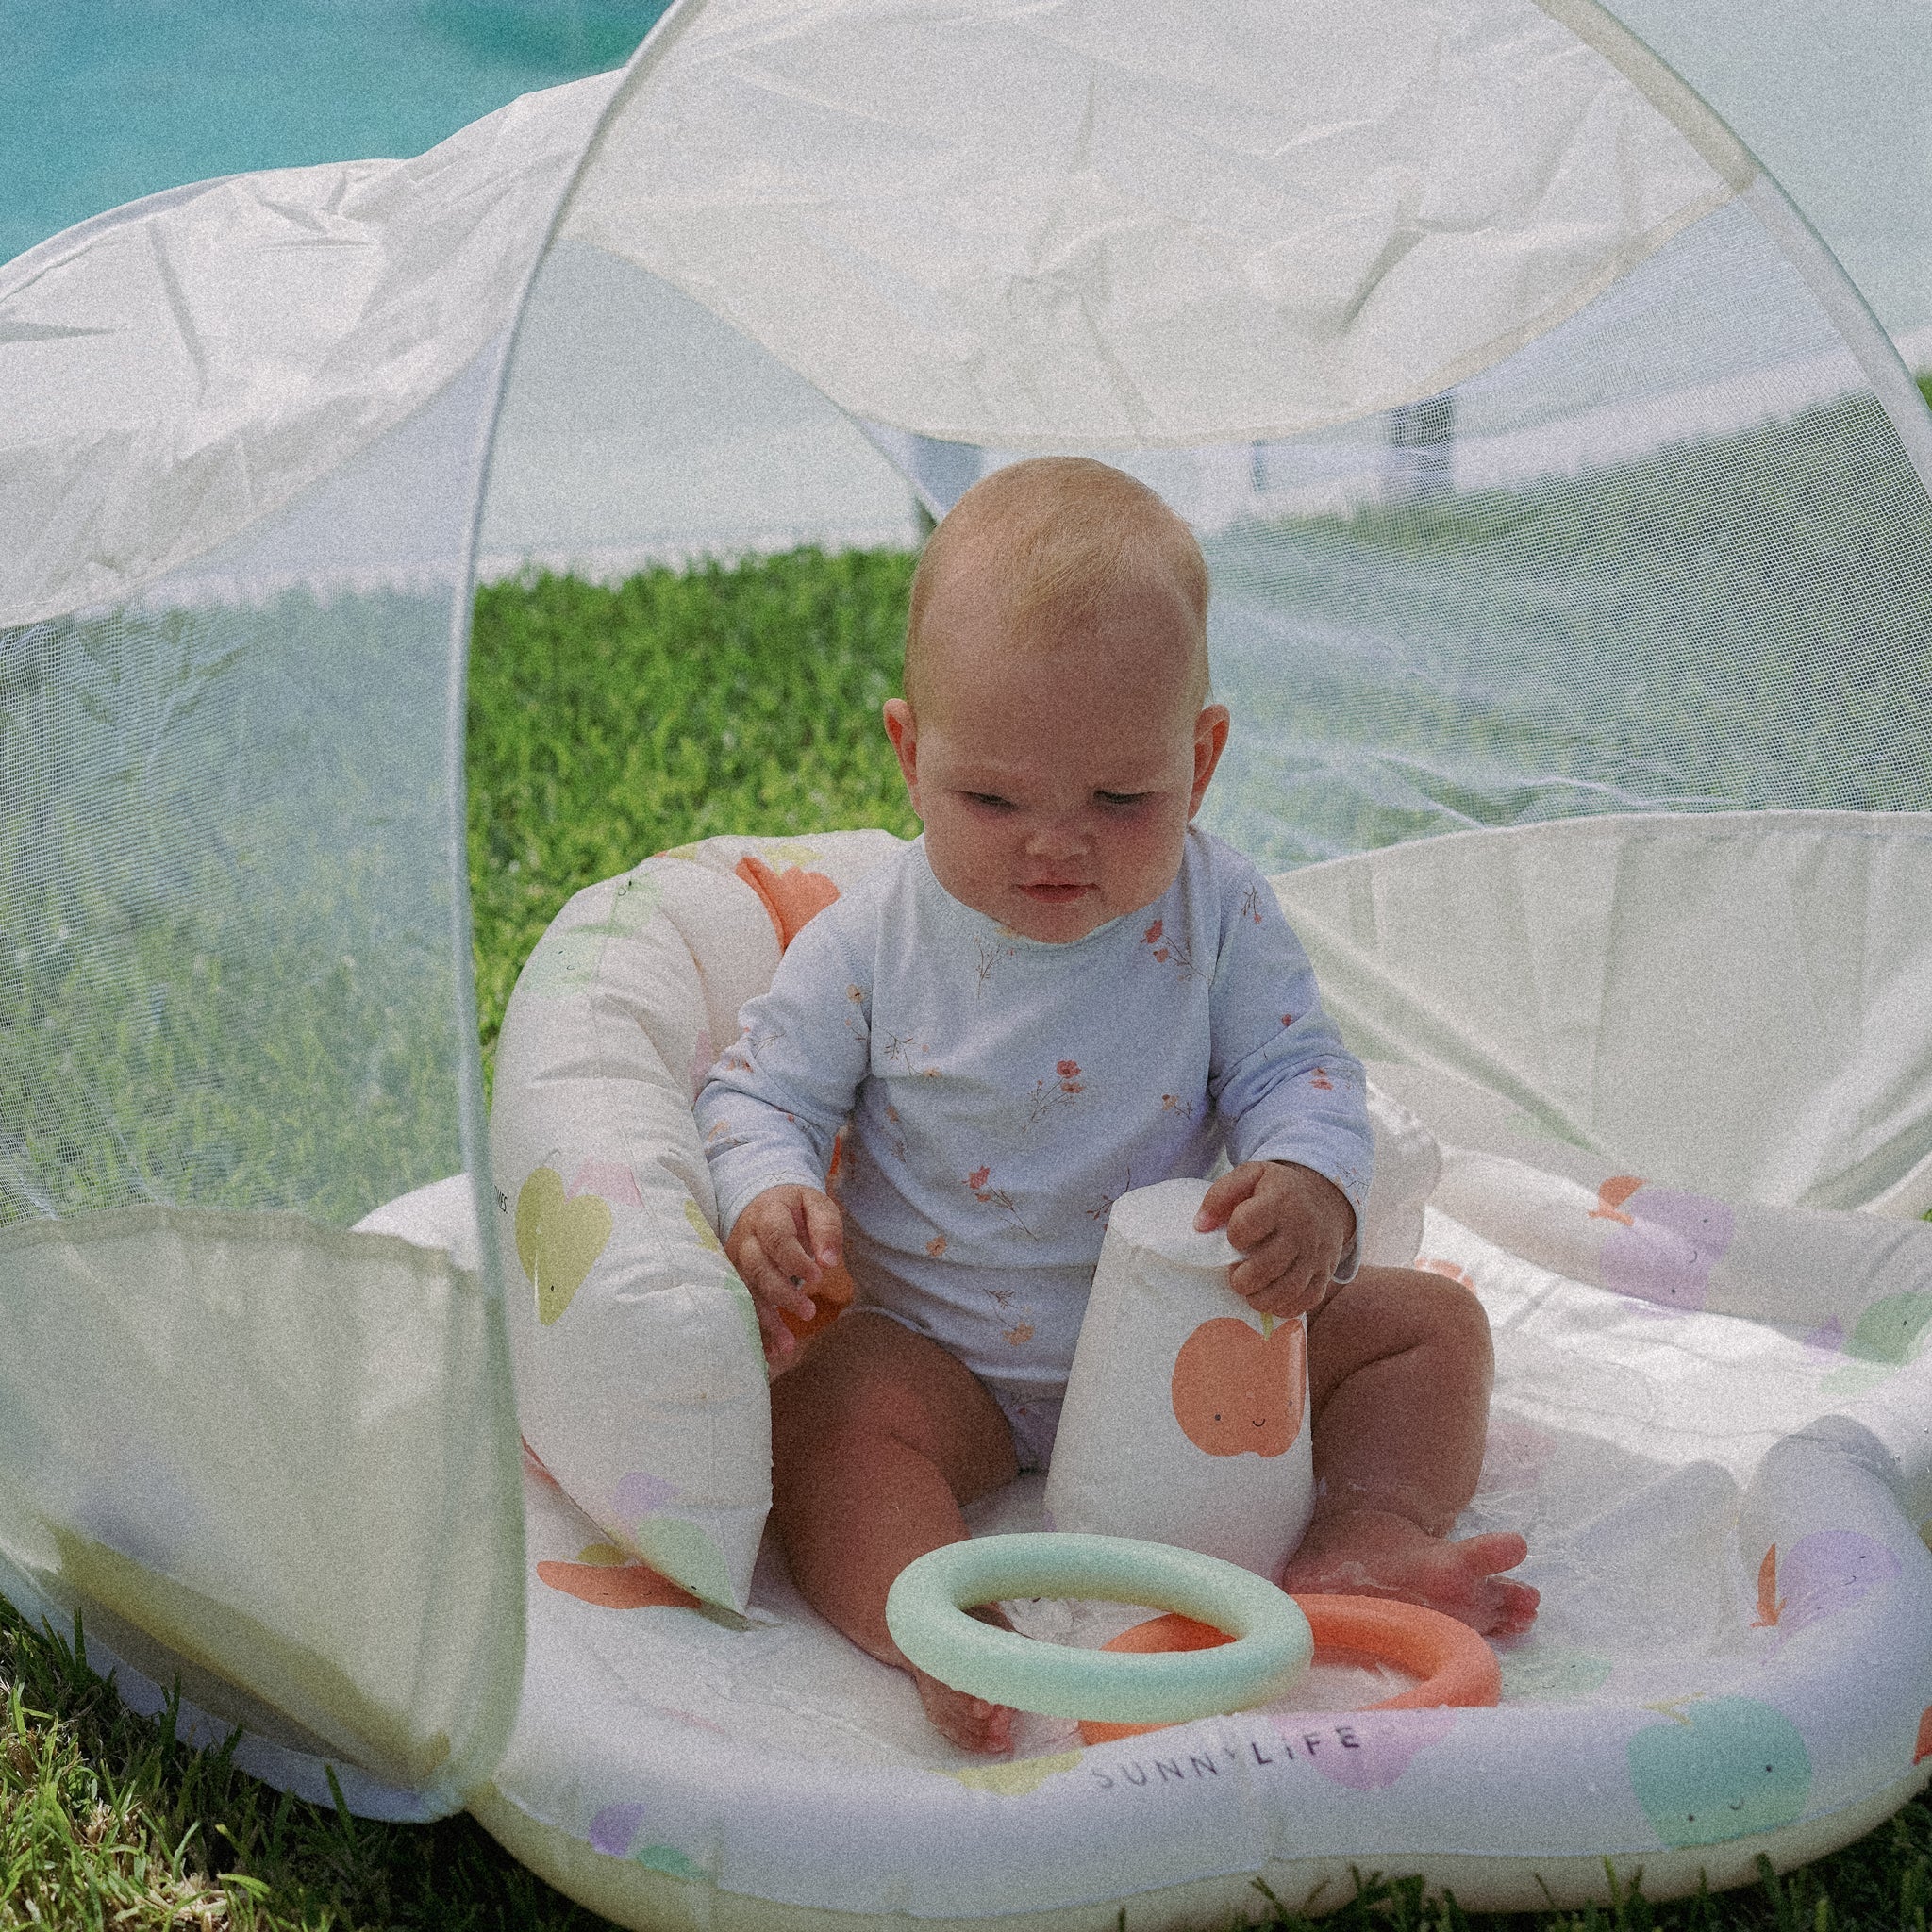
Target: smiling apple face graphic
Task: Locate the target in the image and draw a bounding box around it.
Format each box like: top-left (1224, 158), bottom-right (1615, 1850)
top-left (1595, 1181), bottom-right (1733, 1311)
top-left (1626, 1698), bottom-right (1811, 1848)
top-left (1170, 1315), bottom-right (1307, 1457)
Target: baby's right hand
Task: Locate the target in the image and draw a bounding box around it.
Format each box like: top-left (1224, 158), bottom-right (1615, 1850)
top-left (724, 1185), bottom-right (844, 1369)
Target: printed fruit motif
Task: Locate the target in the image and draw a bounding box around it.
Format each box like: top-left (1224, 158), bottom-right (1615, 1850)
top-left (587, 1803), bottom-right (706, 1877)
top-left (536, 1557), bottom-right (701, 1610)
top-left (1626, 1697), bottom-right (1811, 1848)
top-left (590, 1802), bottom-right (649, 1857)
top-left (1753, 1530), bottom-right (1902, 1634)
top-left (631, 1516), bottom-right (734, 1609)
top-left (1591, 1178), bottom-right (1733, 1311)
top-left (1498, 1648), bottom-right (1614, 1702)
top-left (1847, 1291), bottom-right (1932, 1366)
top-left (945, 1751), bottom-right (1081, 1796)
top-left (519, 929), bottom-right (608, 1001)
top-left (1171, 1315), bottom-right (1306, 1457)
top-left (515, 1166), bottom-right (613, 1324)
top-left (1819, 1291), bottom-right (1932, 1392)
top-left (569, 1158), bottom-right (643, 1208)
top-left (1288, 1706), bottom-right (1458, 1791)
top-left (735, 853), bottom-right (840, 950)
top-left (613, 1470), bottom-right (679, 1517)
top-left (682, 1196), bottom-right (724, 1254)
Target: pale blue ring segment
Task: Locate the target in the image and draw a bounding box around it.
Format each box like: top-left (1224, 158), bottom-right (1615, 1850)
top-left (884, 1532), bottom-right (1313, 1724)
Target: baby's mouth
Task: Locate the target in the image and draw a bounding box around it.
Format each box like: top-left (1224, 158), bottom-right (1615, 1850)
top-left (1021, 882), bottom-right (1091, 904)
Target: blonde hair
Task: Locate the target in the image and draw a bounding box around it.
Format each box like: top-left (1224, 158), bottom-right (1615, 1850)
top-left (904, 458), bottom-right (1210, 712)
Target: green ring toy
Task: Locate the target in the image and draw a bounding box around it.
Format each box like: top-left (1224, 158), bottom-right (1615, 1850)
top-left (884, 1532), bottom-right (1313, 1724)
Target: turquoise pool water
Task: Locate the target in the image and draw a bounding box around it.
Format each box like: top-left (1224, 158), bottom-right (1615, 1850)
top-left (2, 0), bottom-right (669, 268)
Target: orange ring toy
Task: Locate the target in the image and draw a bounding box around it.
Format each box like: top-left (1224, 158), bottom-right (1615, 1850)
top-left (1077, 1595), bottom-right (1500, 1745)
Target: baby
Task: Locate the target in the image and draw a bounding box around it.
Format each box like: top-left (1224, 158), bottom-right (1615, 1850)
top-left (696, 458), bottom-right (1536, 1753)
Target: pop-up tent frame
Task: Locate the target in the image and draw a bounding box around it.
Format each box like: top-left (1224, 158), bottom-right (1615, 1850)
top-left (2, 1), bottom-right (1929, 1922)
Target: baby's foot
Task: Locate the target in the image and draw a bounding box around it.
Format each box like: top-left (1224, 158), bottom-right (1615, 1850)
top-left (910, 1665), bottom-right (1016, 1755)
top-left (1281, 1507), bottom-right (1539, 1638)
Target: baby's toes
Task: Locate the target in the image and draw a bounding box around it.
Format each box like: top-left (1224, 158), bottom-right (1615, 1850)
top-left (914, 1671), bottom-right (1013, 1755)
top-left (1489, 1577), bottom-right (1541, 1636)
top-left (1457, 1529), bottom-right (1530, 1575)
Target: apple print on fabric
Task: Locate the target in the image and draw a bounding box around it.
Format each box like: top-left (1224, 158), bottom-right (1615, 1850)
top-left (587, 1803), bottom-right (706, 1878)
top-left (537, 1546), bottom-right (701, 1610)
top-left (631, 1515), bottom-right (734, 1609)
top-left (614, 1470), bottom-right (680, 1518)
top-left (1171, 1315), bottom-right (1306, 1457)
top-left (1846, 1291), bottom-right (1932, 1367)
top-left (1752, 1530), bottom-right (1903, 1636)
top-left (1498, 1648), bottom-right (1615, 1702)
top-left (569, 1158), bottom-right (643, 1208)
top-left (734, 853), bottom-right (840, 950)
top-left (515, 1165), bottom-right (614, 1325)
top-left (520, 874), bottom-right (662, 999)
top-left (1590, 1177), bottom-right (1733, 1311)
top-left (945, 1751), bottom-right (1082, 1796)
top-left (1820, 1291), bottom-right (1932, 1394)
top-left (1626, 1697), bottom-right (1811, 1848)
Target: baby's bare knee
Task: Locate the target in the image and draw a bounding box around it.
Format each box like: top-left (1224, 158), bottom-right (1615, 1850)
top-left (1322, 1262), bottom-right (1491, 1369)
top-left (1383, 1263), bottom-right (1492, 1368)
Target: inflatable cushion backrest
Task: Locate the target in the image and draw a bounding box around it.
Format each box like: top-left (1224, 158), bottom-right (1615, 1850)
top-left (489, 830), bottom-right (908, 1610)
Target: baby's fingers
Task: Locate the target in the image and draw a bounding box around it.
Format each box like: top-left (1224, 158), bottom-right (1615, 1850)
top-left (737, 1234), bottom-right (819, 1324)
top-left (1194, 1163), bottom-right (1263, 1233)
top-left (752, 1291), bottom-right (801, 1368)
top-left (798, 1190), bottom-right (844, 1272)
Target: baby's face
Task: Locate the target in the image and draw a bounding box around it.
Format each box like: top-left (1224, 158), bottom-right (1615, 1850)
top-left (885, 564), bottom-right (1227, 943)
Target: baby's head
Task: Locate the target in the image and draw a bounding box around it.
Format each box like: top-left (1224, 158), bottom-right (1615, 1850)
top-left (884, 458), bottom-right (1228, 943)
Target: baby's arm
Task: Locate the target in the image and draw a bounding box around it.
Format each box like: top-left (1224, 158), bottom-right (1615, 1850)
top-left (695, 919), bottom-right (870, 1365)
top-left (1203, 861), bottom-right (1374, 1314)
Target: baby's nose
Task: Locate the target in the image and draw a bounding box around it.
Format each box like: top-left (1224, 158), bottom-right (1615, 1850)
top-left (1025, 817), bottom-right (1087, 856)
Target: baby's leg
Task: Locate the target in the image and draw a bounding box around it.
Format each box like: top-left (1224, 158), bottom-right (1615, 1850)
top-left (1283, 1266), bottom-right (1538, 1636)
top-left (771, 1310), bottom-right (1021, 1752)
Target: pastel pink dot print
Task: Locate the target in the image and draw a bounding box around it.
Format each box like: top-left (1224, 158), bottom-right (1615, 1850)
top-left (1273, 1707), bottom-right (1458, 1791)
top-left (1596, 1182), bottom-right (1734, 1311)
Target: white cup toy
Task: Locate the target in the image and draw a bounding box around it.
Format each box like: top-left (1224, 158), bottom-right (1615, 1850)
top-left (1044, 1175), bottom-right (1316, 1581)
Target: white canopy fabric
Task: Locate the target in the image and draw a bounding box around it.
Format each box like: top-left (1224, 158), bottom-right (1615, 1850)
top-left (0, 75), bottom-right (618, 628)
top-left (3, 0), bottom-right (1756, 625)
top-left (1610, 0), bottom-right (1932, 349)
top-left (564, 0), bottom-right (1739, 448)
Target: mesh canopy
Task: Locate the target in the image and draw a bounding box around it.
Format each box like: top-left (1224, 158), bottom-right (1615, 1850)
top-left (867, 193), bottom-right (1932, 867)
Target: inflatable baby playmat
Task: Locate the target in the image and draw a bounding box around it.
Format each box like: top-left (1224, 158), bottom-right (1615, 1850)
top-left (11, 0), bottom-right (1932, 1921)
top-left (361, 817), bottom-right (1932, 1930)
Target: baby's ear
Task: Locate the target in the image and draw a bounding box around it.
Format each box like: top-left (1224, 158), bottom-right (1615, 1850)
top-left (883, 699), bottom-right (922, 803)
top-left (1189, 703), bottom-right (1230, 812)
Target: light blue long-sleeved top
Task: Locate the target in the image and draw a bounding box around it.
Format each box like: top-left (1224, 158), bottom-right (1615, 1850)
top-left (695, 829), bottom-right (1373, 1396)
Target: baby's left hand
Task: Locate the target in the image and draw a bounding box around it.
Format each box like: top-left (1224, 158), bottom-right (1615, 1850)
top-left (1193, 1161), bottom-right (1355, 1319)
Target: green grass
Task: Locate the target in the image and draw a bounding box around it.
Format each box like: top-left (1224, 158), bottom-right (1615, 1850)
top-left (465, 551), bottom-right (921, 1098)
top-left (0, 595), bottom-right (468, 1231)
top-left (8, 486), bottom-right (1932, 1925)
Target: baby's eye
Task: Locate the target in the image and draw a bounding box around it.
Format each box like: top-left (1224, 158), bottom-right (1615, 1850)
top-left (1097, 791), bottom-right (1148, 808)
top-left (963, 792), bottom-right (1014, 811)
